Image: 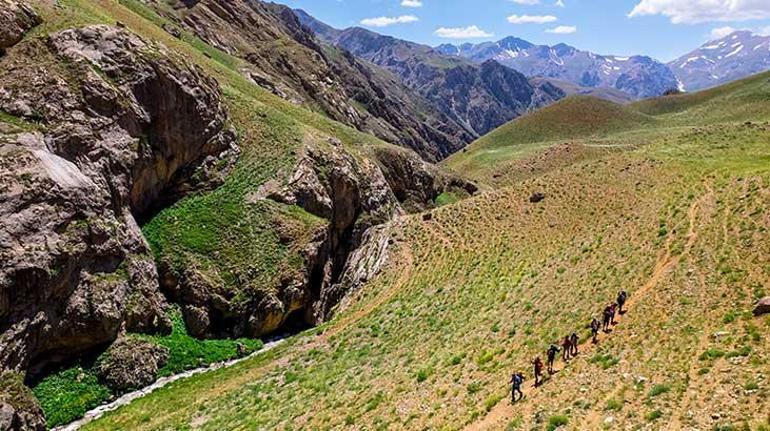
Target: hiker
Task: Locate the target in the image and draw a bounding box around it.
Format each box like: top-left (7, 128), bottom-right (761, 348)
top-left (591, 317), bottom-right (600, 343)
top-left (561, 335), bottom-right (572, 361)
top-left (533, 357), bottom-right (544, 387)
top-left (610, 303), bottom-right (618, 325)
top-left (510, 372), bottom-right (524, 403)
top-left (602, 305), bottom-right (612, 331)
top-left (546, 344), bottom-right (560, 373)
top-left (570, 332), bottom-right (579, 356)
top-left (617, 291), bottom-right (628, 314)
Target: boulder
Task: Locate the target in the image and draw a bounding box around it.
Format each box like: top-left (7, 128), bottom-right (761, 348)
top-left (0, 0), bottom-right (40, 54)
top-left (0, 25), bottom-right (237, 376)
top-left (96, 337), bottom-right (169, 392)
top-left (529, 192), bottom-right (546, 203)
top-left (0, 372), bottom-right (45, 431)
top-left (754, 297), bottom-right (770, 316)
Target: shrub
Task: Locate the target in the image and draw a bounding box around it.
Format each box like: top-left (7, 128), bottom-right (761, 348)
top-left (645, 410), bottom-right (663, 421)
top-left (648, 384), bottom-right (671, 398)
top-left (546, 414), bottom-right (569, 430)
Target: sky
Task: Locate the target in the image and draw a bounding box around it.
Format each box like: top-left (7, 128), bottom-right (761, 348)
top-left (277, 0), bottom-right (770, 62)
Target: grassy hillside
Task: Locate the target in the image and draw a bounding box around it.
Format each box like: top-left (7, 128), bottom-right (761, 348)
top-left (82, 68), bottom-right (770, 431)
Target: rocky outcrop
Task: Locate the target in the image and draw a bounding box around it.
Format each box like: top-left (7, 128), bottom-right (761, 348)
top-left (160, 140), bottom-right (476, 338)
top-left (0, 0), bottom-right (40, 55)
top-left (0, 372), bottom-right (45, 431)
top-left (96, 337), bottom-right (169, 392)
top-left (0, 25), bottom-right (237, 376)
top-left (754, 297), bottom-right (770, 316)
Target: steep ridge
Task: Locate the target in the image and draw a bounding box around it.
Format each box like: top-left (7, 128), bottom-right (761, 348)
top-left (141, 0), bottom-right (474, 161)
top-left (671, 30), bottom-right (770, 92)
top-left (436, 36), bottom-right (679, 99)
top-left (295, 10), bottom-right (565, 137)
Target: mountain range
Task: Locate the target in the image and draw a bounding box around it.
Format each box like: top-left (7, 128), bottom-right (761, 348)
top-left (432, 31), bottom-right (770, 96)
top-left (670, 30), bottom-right (770, 91)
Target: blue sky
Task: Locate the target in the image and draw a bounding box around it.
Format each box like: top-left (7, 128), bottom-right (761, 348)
top-left (278, 0), bottom-right (770, 62)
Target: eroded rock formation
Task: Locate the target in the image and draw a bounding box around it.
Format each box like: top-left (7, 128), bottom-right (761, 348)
top-left (0, 24), bottom-right (237, 376)
top-left (160, 141), bottom-right (476, 339)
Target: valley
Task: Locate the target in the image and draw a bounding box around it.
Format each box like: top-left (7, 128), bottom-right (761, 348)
top-left (1, 0), bottom-right (769, 430)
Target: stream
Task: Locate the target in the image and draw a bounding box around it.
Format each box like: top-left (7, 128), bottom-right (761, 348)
top-left (53, 336), bottom-right (288, 431)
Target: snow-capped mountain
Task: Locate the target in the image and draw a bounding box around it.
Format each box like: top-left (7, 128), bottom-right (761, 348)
top-left (670, 31), bottom-right (770, 91)
top-left (436, 37), bottom-right (679, 99)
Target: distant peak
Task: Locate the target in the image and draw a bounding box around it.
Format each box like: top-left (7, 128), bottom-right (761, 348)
top-left (498, 36), bottom-right (533, 49)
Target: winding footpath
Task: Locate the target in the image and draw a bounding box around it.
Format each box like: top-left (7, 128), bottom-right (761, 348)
top-left (53, 337), bottom-right (288, 431)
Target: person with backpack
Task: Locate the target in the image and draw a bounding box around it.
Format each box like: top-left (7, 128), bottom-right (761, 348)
top-left (561, 335), bottom-right (572, 361)
top-left (610, 303), bottom-right (618, 325)
top-left (533, 357), bottom-right (544, 387)
top-left (591, 317), bottom-right (600, 343)
top-left (546, 344), bottom-right (560, 373)
top-left (570, 332), bottom-right (579, 356)
top-left (510, 372), bottom-right (524, 403)
top-left (602, 305), bottom-right (612, 331)
top-left (617, 291), bottom-right (628, 314)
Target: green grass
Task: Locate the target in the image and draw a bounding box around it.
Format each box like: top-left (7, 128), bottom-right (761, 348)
top-left (33, 367), bottom-right (112, 428)
top-left (139, 309), bottom-right (263, 377)
top-left (546, 414), bottom-right (569, 431)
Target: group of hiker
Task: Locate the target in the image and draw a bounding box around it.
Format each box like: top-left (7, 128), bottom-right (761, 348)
top-left (509, 291), bottom-right (628, 403)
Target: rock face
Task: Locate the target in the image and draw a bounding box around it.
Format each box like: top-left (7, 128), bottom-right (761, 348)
top-left (0, 25), bottom-right (237, 376)
top-left (0, 372), bottom-right (45, 431)
top-left (160, 141), bottom-right (476, 338)
top-left (0, 0), bottom-right (40, 55)
top-left (96, 337), bottom-right (169, 392)
top-left (150, 0), bottom-right (475, 161)
top-left (294, 13), bottom-right (565, 137)
top-left (754, 297), bottom-right (770, 316)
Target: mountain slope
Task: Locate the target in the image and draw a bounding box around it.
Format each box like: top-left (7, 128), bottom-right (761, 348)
top-left (0, 0), bottom-right (477, 427)
top-left (295, 10), bottom-right (565, 137)
top-left (670, 30), bottom-right (770, 92)
top-left (141, 0), bottom-right (474, 161)
top-left (82, 65), bottom-right (770, 431)
top-left (437, 36), bottom-right (679, 99)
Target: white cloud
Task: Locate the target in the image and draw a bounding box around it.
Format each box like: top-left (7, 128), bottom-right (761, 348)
top-left (709, 26), bottom-right (739, 39)
top-left (360, 15), bottom-right (419, 27)
top-left (757, 26), bottom-right (770, 36)
top-left (629, 0), bottom-right (770, 24)
top-left (401, 0), bottom-right (422, 7)
top-left (555, 0), bottom-right (566, 7)
top-left (546, 25), bottom-right (577, 34)
top-left (510, 0), bottom-right (540, 5)
top-left (435, 25), bottom-right (494, 39)
top-left (507, 14), bottom-right (558, 24)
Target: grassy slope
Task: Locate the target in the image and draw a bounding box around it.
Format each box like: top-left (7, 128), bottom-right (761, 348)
top-left (22, 0), bottom-right (405, 426)
top-left (83, 64), bottom-right (770, 431)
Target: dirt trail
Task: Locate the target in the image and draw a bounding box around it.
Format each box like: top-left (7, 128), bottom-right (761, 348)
top-left (466, 190), bottom-right (710, 431)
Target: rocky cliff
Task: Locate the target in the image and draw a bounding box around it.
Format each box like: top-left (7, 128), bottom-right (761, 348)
top-left (0, 23), bottom-right (238, 378)
top-left (158, 139), bottom-right (476, 339)
top-left (146, 0), bottom-right (475, 161)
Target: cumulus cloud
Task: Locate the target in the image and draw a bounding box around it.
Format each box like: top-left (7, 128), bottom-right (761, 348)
top-left (435, 25), bottom-right (494, 39)
top-left (555, 0), bottom-right (566, 7)
top-left (546, 25), bottom-right (577, 34)
top-left (401, 0), bottom-right (423, 7)
top-left (510, 0), bottom-right (540, 5)
top-left (507, 14), bottom-right (558, 24)
top-left (709, 26), bottom-right (739, 39)
top-left (629, 0), bottom-right (770, 24)
top-left (360, 15), bottom-right (419, 27)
